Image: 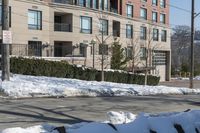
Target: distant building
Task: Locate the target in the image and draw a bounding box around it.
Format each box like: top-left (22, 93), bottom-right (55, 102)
top-left (0, 0), bottom-right (171, 81)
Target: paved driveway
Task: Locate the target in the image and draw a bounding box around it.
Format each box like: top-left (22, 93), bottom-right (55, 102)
top-left (0, 95), bottom-right (199, 130)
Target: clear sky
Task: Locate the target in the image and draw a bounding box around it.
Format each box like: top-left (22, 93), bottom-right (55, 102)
top-left (170, 0), bottom-right (200, 29)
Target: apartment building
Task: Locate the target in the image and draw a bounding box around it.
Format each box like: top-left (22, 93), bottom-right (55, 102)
top-left (0, 0), bottom-right (171, 81)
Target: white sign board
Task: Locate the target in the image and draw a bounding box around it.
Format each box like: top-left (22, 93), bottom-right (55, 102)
top-left (3, 30), bottom-right (12, 44)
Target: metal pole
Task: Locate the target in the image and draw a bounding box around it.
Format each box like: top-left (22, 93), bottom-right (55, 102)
top-left (190, 0), bottom-right (195, 88)
top-left (1, 0), bottom-right (10, 81)
top-left (93, 42), bottom-right (95, 68)
top-left (101, 20), bottom-right (104, 81)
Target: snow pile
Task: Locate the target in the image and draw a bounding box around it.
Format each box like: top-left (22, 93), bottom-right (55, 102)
top-left (1, 110), bottom-right (200, 133)
top-left (195, 76), bottom-right (200, 80)
top-left (106, 111), bottom-right (137, 124)
top-left (0, 74), bottom-right (200, 98)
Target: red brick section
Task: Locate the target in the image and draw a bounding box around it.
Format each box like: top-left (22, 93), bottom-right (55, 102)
top-left (122, 0), bottom-right (169, 26)
top-left (46, 0), bottom-right (169, 26)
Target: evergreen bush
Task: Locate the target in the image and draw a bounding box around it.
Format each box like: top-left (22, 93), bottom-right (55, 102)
top-left (10, 57), bottom-right (160, 85)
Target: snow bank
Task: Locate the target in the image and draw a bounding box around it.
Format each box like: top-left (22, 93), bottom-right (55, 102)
top-left (1, 110), bottom-right (200, 133)
top-left (0, 74), bottom-right (200, 98)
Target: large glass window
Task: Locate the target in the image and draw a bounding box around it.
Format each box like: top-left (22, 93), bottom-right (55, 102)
top-left (99, 19), bottom-right (108, 35)
top-left (140, 8), bottom-right (147, 20)
top-left (93, 0), bottom-right (98, 9)
top-left (127, 4), bottom-right (133, 17)
top-left (126, 24), bottom-right (133, 39)
top-left (140, 47), bottom-right (146, 60)
top-left (152, 11), bottom-right (157, 22)
top-left (99, 0), bottom-right (103, 10)
top-left (160, 0), bottom-right (166, 8)
top-left (80, 16), bottom-right (92, 34)
top-left (104, 0), bottom-right (108, 11)
top-left (153, 29), bottom-right (159, 41)
top-left (152, 0), bottom-right (158, 6)
top-left (160, 13), bottom-right (166, 24)
top-left (86, 0), bottom-right (91, 8)
top-left (140, 26), bottom-right (147, 40)
top-left (28, 10), bottom-right (42, 30)
top-left (79, 0), bottom-right (85, 6)
top-left (0, 4), bottom-right (2, 25)
top-left (161, 30), bottom-right (167, 42)
top-left (99, 44), bottom-right (108, 55)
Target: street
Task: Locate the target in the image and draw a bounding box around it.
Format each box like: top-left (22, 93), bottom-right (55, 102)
top-left (0, 95), bottom-right (199, 130)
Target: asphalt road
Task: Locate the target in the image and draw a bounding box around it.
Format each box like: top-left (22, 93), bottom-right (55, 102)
top-left (0, 95), bottom-right (199, 130)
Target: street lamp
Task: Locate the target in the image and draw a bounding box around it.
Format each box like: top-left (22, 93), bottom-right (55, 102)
top-left (91, 39), bottom-right (96, 68)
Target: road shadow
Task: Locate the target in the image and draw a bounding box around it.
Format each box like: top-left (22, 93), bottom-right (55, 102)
top-left (0, 104), bottom-right (91, 125)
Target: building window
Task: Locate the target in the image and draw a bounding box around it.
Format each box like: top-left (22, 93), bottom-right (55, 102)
top-left (160, 0), bottom-right (166, 8)
top-left (104, 0), bottom-right (108, 11)
top-left (142, 0), bottom-right (147, 2)
top-left (140, 8), bottom-right (147, 20)
top-left (80, 43), bottom-right (87, 57)
top-left (152, 0), bottom-right (157, 6)
top-left (93, 0), bottom-right (98, 9)
top-left (152, 11), bottom-right (157, 22)
top-left (161, 30), bottom-right (167, 42)
top-left (126, 46), bottom-right (133, 59)
top-left (79, 0), bottom-right (85, 6)
top-left (28, 10), bottom-right (42, 30)
top-left (99, 44), bottom-right (108, 55)
top-left (153, 51), bottom-right (166, 65)
top-left (153, 29), bottom-right (159, 41)
top-left (126, 24), bottom-right (133, 39)
top-left (86, 0), bottom-right (92, 8)
top-left (0, 5), bottom-right (2, 25)
top-left (99, 0), bottom-right (103, 10)
top-left (160, 13), bottom-right (166, 24)
top-left (140, 47), bottom-right (146, 60)
top-left (127, 4), bottom-right (133, 17)
top-left (140, 26), bottom-right (147, 40)
top-left (80, 16), bottom-right (92, 34)
top-left (28, 41), bottom-right (42, 56)
top-left (99, 19), bottom-right (108, 35)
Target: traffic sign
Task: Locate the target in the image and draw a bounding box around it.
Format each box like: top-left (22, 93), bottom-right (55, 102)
top-left (3, 30), bottom-right (12, 44)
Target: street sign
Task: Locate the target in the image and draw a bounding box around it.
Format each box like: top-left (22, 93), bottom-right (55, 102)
top-left (3, 30), bottom-right (12, 44)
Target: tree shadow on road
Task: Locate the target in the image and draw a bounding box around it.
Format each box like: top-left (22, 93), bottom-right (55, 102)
top-left (0, 104), bottom-right (91, 125)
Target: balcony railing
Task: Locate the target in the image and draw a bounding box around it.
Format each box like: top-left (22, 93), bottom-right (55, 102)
top-left (54, 23), bottom-right (72, 32)
top-left (52, 0), bottom-right (72, 4)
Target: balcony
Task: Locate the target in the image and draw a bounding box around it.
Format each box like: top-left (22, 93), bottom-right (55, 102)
top-left (52, 0), bottom-right (73, 4)
top-left (54, 23), bottom-right (71, 32)
top-left (54, 12), bottom-right (73, 32)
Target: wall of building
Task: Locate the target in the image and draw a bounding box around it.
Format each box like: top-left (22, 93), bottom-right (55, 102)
top-left (6, 0), bottom-right (171, 81)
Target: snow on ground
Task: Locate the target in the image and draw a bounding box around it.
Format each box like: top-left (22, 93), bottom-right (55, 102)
top-left (172, 76), bottom-right (200, 80)
top-left (0, 74), bottom-right (200, 98)
top-left (1, 110), bottom-right (200, 133)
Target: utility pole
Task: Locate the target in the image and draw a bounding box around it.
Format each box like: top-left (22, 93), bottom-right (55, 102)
top-left (190, 0), bottom-right (195, 88)
top-left (1, 0), bottom-right (10, 81)
top-left (101, 20), bottom-right (104, 81)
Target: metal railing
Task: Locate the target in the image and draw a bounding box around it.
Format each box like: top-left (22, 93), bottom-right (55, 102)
top-left (1, 44), bottom-right (87, 58)
top-left (52, 0), bottom-right (72, 4)
top-left (54, 23), bottom-right (72, 32)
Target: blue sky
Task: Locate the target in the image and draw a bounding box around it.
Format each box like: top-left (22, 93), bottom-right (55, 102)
top-left (170, 0), bottom-right (200, 29)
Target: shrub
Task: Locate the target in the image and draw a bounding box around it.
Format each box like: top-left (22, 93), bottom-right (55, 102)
top-left (10, 57), bottom-right (160, 85)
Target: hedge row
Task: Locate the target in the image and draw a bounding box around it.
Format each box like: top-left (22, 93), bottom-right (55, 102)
top-left (10, 57), bottom-right (160, 85)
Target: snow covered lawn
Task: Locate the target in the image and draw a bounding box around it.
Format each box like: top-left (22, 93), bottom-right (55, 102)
top-left (0, 74), bottom-right (200, 98)
top-left (1, 110), bottom-right (200, 133)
